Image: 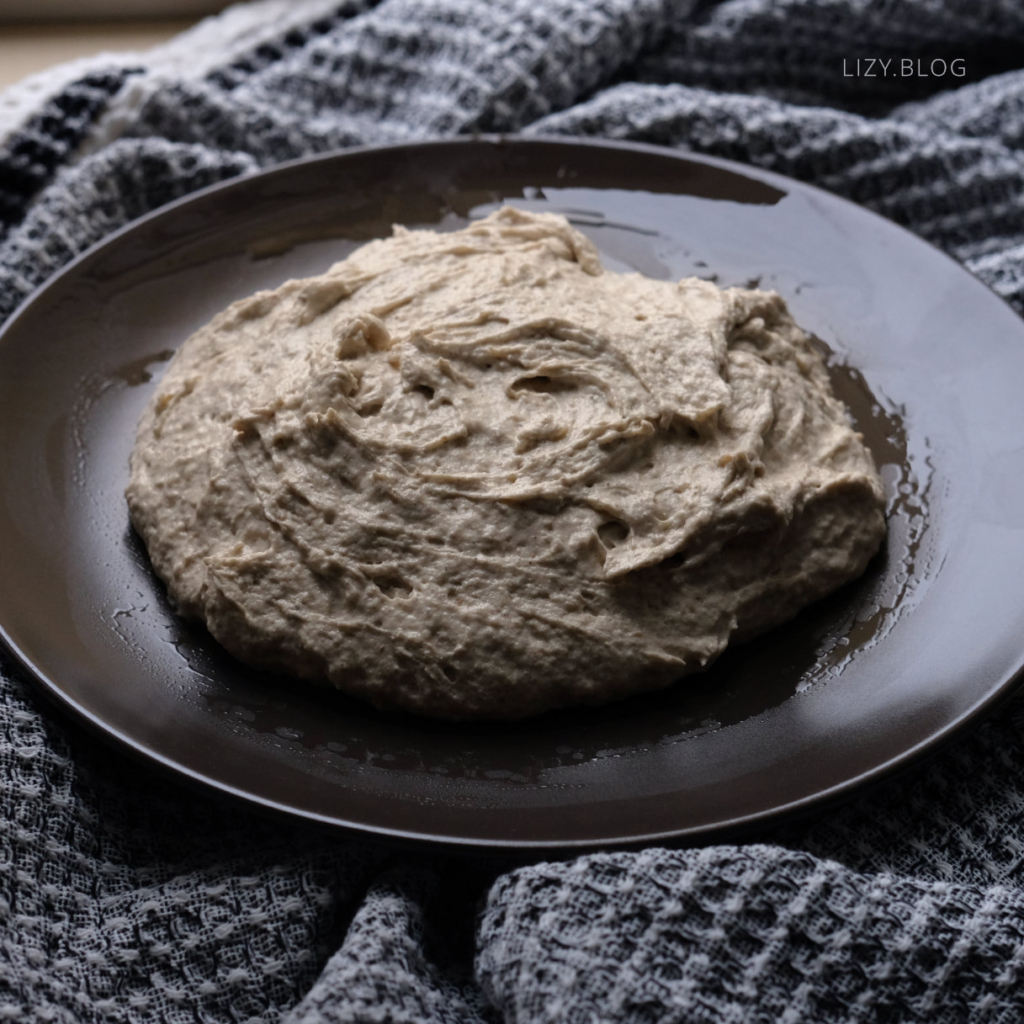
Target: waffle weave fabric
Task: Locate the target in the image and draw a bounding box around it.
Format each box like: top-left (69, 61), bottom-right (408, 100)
top-left (3, 1), bottom-right (1024, 1021)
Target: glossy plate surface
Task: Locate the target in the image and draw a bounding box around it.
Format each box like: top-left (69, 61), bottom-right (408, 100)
top-left (1, 138), bottom-right (1023, 848)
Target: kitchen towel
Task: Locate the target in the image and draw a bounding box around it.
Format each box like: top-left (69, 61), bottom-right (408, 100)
top-left (4, 1), bottom-right (1024, 1021)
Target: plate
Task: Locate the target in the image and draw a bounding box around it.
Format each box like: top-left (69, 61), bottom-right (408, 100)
top-left (2, 137), bottom-right (1023, 848)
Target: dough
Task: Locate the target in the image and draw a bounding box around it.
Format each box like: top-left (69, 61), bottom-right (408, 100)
top-left (127, 207), bottom-right (886, 719)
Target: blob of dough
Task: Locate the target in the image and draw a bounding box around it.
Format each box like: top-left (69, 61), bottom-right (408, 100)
top-left (126, 207), bottom-right (886, 720)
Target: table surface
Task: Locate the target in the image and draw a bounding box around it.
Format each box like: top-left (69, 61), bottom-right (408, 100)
top-left (0, 21), bottom-right (194, 91)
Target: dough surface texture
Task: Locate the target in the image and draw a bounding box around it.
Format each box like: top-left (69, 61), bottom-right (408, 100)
top-left (126, 207), bottom-right (886, 719)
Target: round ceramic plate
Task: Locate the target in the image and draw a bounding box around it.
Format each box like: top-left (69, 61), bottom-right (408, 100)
top-left (1, 137), bottom-right (1023, 848)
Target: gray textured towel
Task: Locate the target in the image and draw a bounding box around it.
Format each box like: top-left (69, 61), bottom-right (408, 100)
top-left (3, 2), bottom-right (1024, 1021)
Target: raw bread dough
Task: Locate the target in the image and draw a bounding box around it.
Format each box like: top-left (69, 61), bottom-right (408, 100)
top-left (127, 207), bottom-right (886, 719)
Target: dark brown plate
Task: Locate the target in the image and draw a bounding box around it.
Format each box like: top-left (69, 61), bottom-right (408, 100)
top-left (1, 137), bottom-right (1023, 848)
